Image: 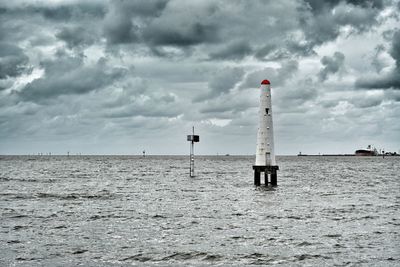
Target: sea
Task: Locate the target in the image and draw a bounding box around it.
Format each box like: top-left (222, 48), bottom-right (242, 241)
top-left (0, 155), bottom-right (399, 266)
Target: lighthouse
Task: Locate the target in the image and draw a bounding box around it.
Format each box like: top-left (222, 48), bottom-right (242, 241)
top-left (253, 79), bottom-right (279, 186)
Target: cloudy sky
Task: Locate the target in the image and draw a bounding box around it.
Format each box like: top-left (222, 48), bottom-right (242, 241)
top-left (0, 0), bottom-right (399, 155)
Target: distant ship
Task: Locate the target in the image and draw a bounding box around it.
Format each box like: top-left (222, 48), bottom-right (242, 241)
top-left (355, 145), bottom-right (378, 156)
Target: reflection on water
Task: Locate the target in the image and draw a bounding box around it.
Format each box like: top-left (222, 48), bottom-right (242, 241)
top-left (0, 155), bottom-right (399, 266)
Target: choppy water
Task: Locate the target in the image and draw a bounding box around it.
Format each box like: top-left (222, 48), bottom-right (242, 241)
top-left (0, 155), bottom-right (399, 266)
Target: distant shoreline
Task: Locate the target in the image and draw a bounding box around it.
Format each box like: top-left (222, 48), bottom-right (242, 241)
top-left (0, 154), bottom-right (399, 157)
top-left (297, 154), bottom-right (399, 157)
top-left (298, 154), bottom-right (355, 156)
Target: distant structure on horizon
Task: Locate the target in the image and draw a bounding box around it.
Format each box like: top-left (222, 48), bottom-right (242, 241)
top-left (355, 145), bottom-right (378, 156)
top-left (296, 145), bottom-right (399, 157)
top-left (253, 80), bottom-right (279, 186)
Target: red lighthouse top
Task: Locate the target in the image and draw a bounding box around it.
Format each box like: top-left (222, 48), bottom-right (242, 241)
top-left (261, 80), bottom-right (270, 85)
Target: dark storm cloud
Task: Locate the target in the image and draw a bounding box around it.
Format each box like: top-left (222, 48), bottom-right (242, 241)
top-left (303, 0), bottom-right (341, 12)
top-left (0, 2), bottom-right (106, 21)
top-left (318, 52), bottom-right (345, 81)
top-left (103, 94), bottom-right (181, 118)
top-left (208, 40), bottom-right (253, 60)
top-left (208, 67), bottom-right (244, 93)
top-left (146, 45), bottom-right (194, 58)
top-left (255, 41), bottom-right (315, 61)
top-left (103, 7), bottom-right (138, 45)
top-left (0, 0), bottom-right (398, 155)
top-left (197, 88), bottom-right (257, 117)
top-left (333, 5), bottom-right (378, 29)
top-left (242, 68), bottom-right (278, 89)
top-left (300, 0), bottom-right (384, 46)
top-left (355, 71), bottom-right (400, 90)
top-left (56, 26), bottom-right (97, 48)
top-left (371, 44), bottom-right (386, 73)
top-left (193, 67), bottom-right (244, 102)
top-left (102, 0), bottom-right (169, 45)
top-left (19, 54), bottom-right (126, 102)
top-left (107, 0), bottom-right (168, 18)
top-left (0, 1), bottom-right (106, 47)
top-left (0, 43), bottom-right (30, 80)
top-left (391, 29), bottom-right (400, 68)
top-left (279, 60), bottom-right (299, 80)
top-left (242, 60), bottom-right (299, 89)
top-left (144, 21), bottom-right (218, 47)
top-left (347, 0), bottom-right (384, 9)
top-left (356, 30), bottom-right (400, 90)
top-left (39, 3), bottom-right (105, 21)
top-left (96, 78), bottom-right (181, 119)
top-left (99, 0), bottom-right (386, 59)
top-left (103, 0), bottom-right (221, 49)
top-left (384, 89), bottom-right (400, 102)
top-left (304, 0), bottom-right (384, 12)
top-left (199, 98), bottom-right (253, 115)
top-left (351, 95), bottom-right (383, 108)
top-left (142, 1), bottom-right (219, 47)
top-left (276, 77), bottom-right (318, 110)
top-left (254, 44), bottom-right (277, 61)
top-left (286, 41), bottom-right (316, 57)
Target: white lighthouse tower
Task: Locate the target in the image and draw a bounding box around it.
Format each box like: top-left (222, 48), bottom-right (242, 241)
top-left (253, 79), bottom-right (279, 186)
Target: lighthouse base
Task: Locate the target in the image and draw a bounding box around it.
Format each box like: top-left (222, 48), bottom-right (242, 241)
top-left (253, 165), bottom-right (279, 186)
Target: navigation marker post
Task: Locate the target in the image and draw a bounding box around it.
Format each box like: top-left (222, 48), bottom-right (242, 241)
top-left (187, 127), bottom-right (200, 177)
top-left (253, 80), bottom-right (279, 186)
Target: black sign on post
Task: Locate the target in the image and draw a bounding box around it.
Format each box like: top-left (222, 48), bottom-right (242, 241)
top-left (187, 135), bottom-right (200, 142)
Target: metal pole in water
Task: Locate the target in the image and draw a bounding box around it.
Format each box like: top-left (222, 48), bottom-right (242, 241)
top-left (190, 127), bottom-right (194, 177)
top-left (187, 126), bottom-right (199, 177)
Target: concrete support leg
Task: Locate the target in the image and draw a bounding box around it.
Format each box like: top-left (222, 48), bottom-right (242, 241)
top-left (271, 170), bottom-right (277, 186)
top-left (254, 170), bottom-right (260, 186)
top-left (265, 172), bottom-right (269, 185)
